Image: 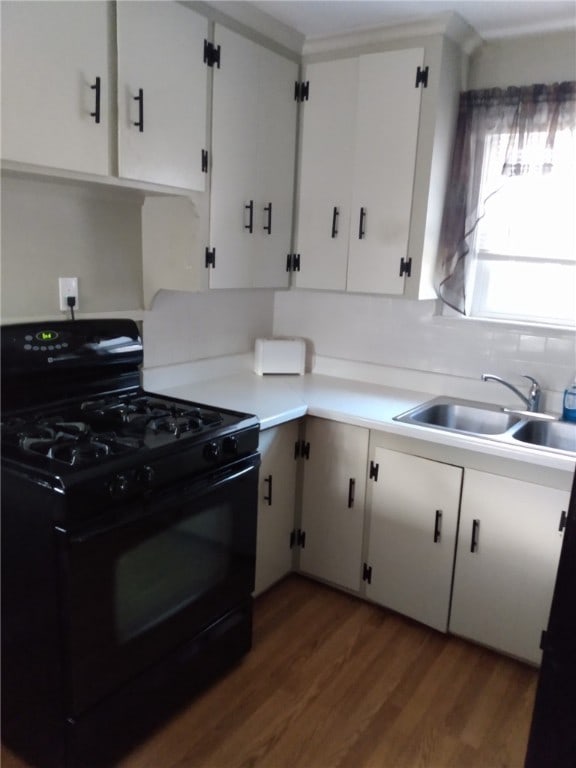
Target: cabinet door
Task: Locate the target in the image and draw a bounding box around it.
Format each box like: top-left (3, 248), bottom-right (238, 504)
top-left (254, 422), bottom-right (299, 596)
top-left (117, 2), bottom-right (208, 190)
top-left (365, 449), bottom-right (462, 631)
top-left (1, 1), bottom-right (110, 175)
top-left (210, 25), bottom-right (258, 288)
top-left (210, 26), bottom-right (296, 289)
top-left (294, 58), bottom-right (358, 290)
top-left (252, 46), bottom-right (298, 289)
top-left (451, 470), bottom-right (568, 664)
top-left (346, 48), bottom-right (423, 295)
top-left (299, 418), bottom-right (369, 592)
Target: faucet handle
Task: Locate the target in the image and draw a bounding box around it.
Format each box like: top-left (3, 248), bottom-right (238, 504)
top-left (522, 375), bottom-right (542, 411)
top-left (522, 375), bottom-right (541, 390)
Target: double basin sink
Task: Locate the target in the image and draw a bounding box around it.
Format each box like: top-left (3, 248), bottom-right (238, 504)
top-left (394, 397), bottom-right (576, 455)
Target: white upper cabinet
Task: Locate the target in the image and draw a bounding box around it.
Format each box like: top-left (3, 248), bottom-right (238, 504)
top-left (295, 48), bottom-right (423, 294)
top-left (1, 1), bottom-right (110, 176)
top-left (116, 1), bottom-right (208, 190)
top-left (294, 58), bottom-right (358, 290)
top-left (295, 37), bottom-right (461, 299)
top-left (346, 49), bottom-right (423, 294)
top-left (209, 25), bottom-right (298, 289)
top-left (2, 1), bottom-right (208, 191)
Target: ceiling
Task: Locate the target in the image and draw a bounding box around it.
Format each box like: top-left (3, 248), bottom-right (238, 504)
top-left (250, 0), bottom-right (576, 41)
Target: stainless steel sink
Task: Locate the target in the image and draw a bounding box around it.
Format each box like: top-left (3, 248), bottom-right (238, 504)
top-left (511, 419), bottom-right (576, 453)
top-left (394, 396), bottom-right (576, 456)
top-left (394, 398), bottom-right (522, 436)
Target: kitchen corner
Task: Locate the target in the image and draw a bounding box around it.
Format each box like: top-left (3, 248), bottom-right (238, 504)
top-left (143, 353), bottom-right (576, 479)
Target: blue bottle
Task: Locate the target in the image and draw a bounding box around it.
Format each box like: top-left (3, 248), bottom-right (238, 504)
top-left (562, 379), bottom-right (576, 422)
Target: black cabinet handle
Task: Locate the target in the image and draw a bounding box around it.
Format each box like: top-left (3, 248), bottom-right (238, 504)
top-left (133, 88), bottom-right (144, 132)
top-left (244, 200), bottom-right (254, 233)
top-left (470, 519), bottom-right (480, 553)
top-left (264, 474), bottom-right (272, 506)
top-left (433, 509), bottom-right (442, 543)
top-left (90, 76), bottom-right (101, 124)
top-left (331, 206), bottom-right (339, 238)
top-left (358, 207), bottom-right (366, 239)
top-left (264, 202), bottom-right (272, 234)
top-left (347, 478), bottom-right (355, 508)
top-left (559, 510), bottom-right (567, 532)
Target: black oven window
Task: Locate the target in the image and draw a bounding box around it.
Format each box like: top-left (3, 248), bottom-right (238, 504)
top-left (115, 504), bottom-right (232, 642)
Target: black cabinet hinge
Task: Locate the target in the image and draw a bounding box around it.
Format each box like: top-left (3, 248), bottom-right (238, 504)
top-left (294, 80), bottom-right (309, 102)
top-left (294, 440), bottom-right (310, 459)
top-left (291, 528), bottom-right (306, 548)
top-left (415, 65), bottom-right (429, 88)
top-left (362, 563), bottom-right (372, 584)
top-left (205, 247), bottom-right (216, 268)
top-left (204, 40), bottom-right (221, 68)
top-left (559, 510), bottom-right (568, 532)
top-left (369, 461), bottom-right (379, 482)
top-left (399, 257), bottom-right (412, 277)
top-left (201, 149), bottom-right (209, 174)
top-left (286, 253), bottom-right (301, 272)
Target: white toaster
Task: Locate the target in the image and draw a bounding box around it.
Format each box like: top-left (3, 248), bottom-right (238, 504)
top-left (254, 338), bottom-right (306, 375)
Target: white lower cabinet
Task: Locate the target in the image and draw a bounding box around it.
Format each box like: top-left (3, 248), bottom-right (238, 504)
top-left (364, 447), bottom-right (462, 631)
top-left (298, 418), bottom-right (369, 592)
top-left (450, 469), bottom-right (568, 664)
top-left (254, 422), bottom-right (299, 596)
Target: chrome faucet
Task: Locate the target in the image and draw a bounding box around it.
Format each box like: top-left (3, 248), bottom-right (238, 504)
top-left (481, 373), bottom-right (542, 412)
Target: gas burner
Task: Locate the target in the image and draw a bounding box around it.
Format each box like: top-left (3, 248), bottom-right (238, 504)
top-left (80, 395), bottom-right (224, 436)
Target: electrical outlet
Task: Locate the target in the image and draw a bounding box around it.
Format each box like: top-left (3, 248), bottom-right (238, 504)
top-left (59, 277), bottom-right (79, 311)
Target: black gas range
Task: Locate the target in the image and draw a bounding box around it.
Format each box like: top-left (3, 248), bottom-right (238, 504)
top-left (1, 320), bottom-right (260, 768)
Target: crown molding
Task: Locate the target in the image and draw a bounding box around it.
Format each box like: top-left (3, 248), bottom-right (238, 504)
top-left (302, 11), bottom-right (482, 57)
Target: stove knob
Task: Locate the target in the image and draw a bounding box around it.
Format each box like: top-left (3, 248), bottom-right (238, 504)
top-left (203, 441), bottom-right (221, 463)
top-left (222, 436), bottom-right (238, 456)
top-left (108, 473), bottom-right (130, 498)
top-left (138, 465), bottom-right (155, 488)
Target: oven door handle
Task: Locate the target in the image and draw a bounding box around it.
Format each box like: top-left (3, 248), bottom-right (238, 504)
top-left (63, 455), bottom-right (260, 545)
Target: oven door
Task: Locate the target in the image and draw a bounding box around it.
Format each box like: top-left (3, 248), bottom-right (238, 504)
top-left (57, 453), bottom-right (259, 716)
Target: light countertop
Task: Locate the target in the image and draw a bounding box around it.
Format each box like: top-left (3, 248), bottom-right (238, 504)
top-left (143, 367), bottom-right (576, 478)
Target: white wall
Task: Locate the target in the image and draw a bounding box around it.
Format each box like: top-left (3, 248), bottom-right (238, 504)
top-left (1, 175), bottom-right (142, 319)
top-left (143, 289), bottom-right (274, 368)
top-left (469, 29), bottom-right (576, 89)
top-left (272, 28), bottom-right (576, 396)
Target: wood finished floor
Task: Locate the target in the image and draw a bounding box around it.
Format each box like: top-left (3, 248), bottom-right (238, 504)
top-left (2, 575), bottom-right (538, 768)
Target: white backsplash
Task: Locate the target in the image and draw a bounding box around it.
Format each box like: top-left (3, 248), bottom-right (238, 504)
top-left (143, 289), bottom-right (274, 368)
top-left (142, 287), bottom-right (575, 412)
top-left (273, 290), bottom-right (576, 401)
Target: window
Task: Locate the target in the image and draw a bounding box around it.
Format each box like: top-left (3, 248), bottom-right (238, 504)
top-left (437, 82), bottom-right (576, 328)
top-left (469, 128), bottom-right (575, 325)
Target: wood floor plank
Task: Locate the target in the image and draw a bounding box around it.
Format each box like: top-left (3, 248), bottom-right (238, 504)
top-left (1, 576), bottom-right (538, 768)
